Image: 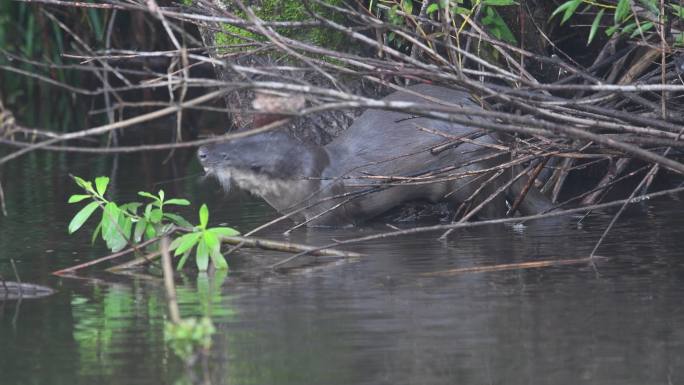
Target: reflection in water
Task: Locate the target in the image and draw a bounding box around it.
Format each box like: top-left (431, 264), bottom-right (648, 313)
top-left (1, 152), bottom-right (684, 385)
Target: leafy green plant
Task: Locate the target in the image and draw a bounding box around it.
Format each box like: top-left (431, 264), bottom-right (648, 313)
top-left (551, 0), bottom-right (671, 45)
top-left (385, 0), bottom-right (518, 50)
top-left (169, 204), bottom-right (239, 271)
top-left (67, 176), bottom-right (239, 271)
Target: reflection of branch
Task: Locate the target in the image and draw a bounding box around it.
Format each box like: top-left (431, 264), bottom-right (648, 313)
top-left (160, 237), bottom-right (181, 324)
top-left (421, 256), bottom-right (602, 277)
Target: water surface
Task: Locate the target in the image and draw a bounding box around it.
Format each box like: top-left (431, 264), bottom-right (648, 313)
top-left (1, 151), bottom-right (683, 385)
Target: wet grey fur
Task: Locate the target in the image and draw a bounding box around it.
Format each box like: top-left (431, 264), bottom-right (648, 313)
top-left (198, 84), bottom-right (550, 226)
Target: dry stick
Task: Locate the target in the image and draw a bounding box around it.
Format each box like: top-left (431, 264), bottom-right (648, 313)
top-left (439, 164), bottom-right (532, 240)
top-left (284, 195), bottom-right (358, 233)
top-left (554, 165), bottom-right (649, 211)
top-left (108, 235), bottom-right (362, 272)
top-left (19, 0), bottom-right (127, 9)
top-left (0, 180), bottom-right (6, 216)
top-left (224, 236), bottom-right (361, 258)
top-left (589, 163), bottom-right (661, 259)
top-left (273, 185), bottom-right (684, 267)
top-left (420, 256), bottom-right (602, 277)
top-left (52, 236), bottom-right (162, 276)
top-left (659, 0), bottom-right (667, 120)
top-left (0, 117), bottom-right (291, 154)
top-left (106, 251), bottom-right (162, 272)
top-left (160, 237), bottom-right (181, 324)
top-left (581, 158), bottom-right (632, 206)
top-left (284, 152), bottom-right (522, 235)
top-left (589, 122), bottom-right (684, 257)
top-left (551, 157), bottom-right (573, 204)
top-left (0, 272), bottom-right (8, 302)
top-left (507, 158), bottom-right (548, 216)
top-left (238, 0), bottom-right (342, 92)
top-left (238, 86), bottom-right (684, 176)
top-left (0, 89), bottom-right (225, 166)
top-left (10, 260), bottom-right (21, 298)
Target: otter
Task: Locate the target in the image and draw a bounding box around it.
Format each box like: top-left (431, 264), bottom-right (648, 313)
top-left (198, 84), bottom-right (551, 226)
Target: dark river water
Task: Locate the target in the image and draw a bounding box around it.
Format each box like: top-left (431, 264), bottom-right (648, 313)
top-left (1, 150), bottom-right (684, 385)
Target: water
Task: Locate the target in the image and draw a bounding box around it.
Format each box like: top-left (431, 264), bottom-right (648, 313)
top-left (1, 151), bottom-right (684, 385)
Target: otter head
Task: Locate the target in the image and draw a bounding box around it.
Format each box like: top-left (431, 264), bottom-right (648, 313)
top-left (198, 130), bottom-right (328, 212)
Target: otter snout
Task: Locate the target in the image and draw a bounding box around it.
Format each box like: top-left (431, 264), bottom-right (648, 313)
top-left (197, 144), bottom-right (227, 170)
top-left (197, 145), bottom-right (209, 164)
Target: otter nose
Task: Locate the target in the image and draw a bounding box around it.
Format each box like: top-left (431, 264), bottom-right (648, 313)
top-left (197, 146), bottom-right (209, 163)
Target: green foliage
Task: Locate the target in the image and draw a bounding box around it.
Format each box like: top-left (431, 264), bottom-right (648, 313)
top-left (169, 204), bottom-right (239, 271)
top-left (381, 0), bottom-right (518, 51)
top-left (67, 176), bottom-right (239, 271)
top-left (551, 0), bottom-right (680, 45)
top-left (165, 317), bottom-right (216, 362)
top-left (478, 2), bottom-right (517, 44)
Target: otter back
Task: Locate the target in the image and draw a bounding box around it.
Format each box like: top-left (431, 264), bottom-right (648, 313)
top-left (198, 84), bottom-right (550, 226)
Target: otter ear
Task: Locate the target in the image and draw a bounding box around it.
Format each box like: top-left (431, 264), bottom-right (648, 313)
top-left (252, 92), bottom-right (306, 128)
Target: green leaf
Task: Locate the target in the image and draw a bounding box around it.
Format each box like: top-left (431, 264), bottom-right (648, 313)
top-left (95, 176), bottom-right (109, 196)
top-left (73, 176), bottom-right (94, 193)
top-left (426, 3), bottom-right (439, 14)
top-left (120, 202), bottom-right (142, 214)
top-left (163, 213), bottom-right (193, 229)
top-left (199, 204), bottom-right (209, 229)
top-left (196, 239), bottom-right (209, 271)
top-left (101, 202), bottom-right (128, 252)
top-left (164, 198), bottom-right (190, 206)
top-left (630, 21), bottom-right (654, 38)
top-left (588, 9), bottom-right (605, 44)
top-left (389, 5), bottom-right (402, 25)
top-left (673, 4), bottom-right (684, 19)
top-left (73, 176), bottom-right (88, 189)
top-left (134, 218), bottom-right (147, 242)
top-left (605, 24), bottom-right (619, 36)
top-left (170, 232), bottom-right (202, 256)
top-left (615, 0), bottom-right (630, 24)
top-left (452, 6), bottom-right (471, 15)
top-left (91, 221), bottom-right (102, 245)
top-left (638, 0), bottom-right (658, 14)
top-left (209, 244), bottom-right (228, 270)
top-left (158, 190), bottom-right (165, 202)
top-left (203, 230), bottom-right (219, 251)
top-left (176, 249), bottom-right (192, 270)
top-left (208, 227), bottom-right (240, 237)
top-left (144, 224), bottom-right (157, 240)
top-left (401, 0), bottom-right (413, 14)
top-left (676, 32), bottom-right (684, 46)
top-left (483, 0), bottom-right (517, 5)
top-left (551, 0), bottom-right (581, 25)
top-left (482, 7), bottom-right (517, 44)
top-left (149, 208), bottom-right (163, 223)
top-left (621, 21), bottom-right (637, 35)
top-left (101, 202), bottom-right (119, 235)
top-left (68, 201), bottom-right (100, 234)
top-left (68, 194), bottom-right (91, 204)
top-left (138, 191), bottom-right (159, 201)
top-left (121, 216), bottom-right (133, 242)
top-left (203, 231), bottom-right (227, 270)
